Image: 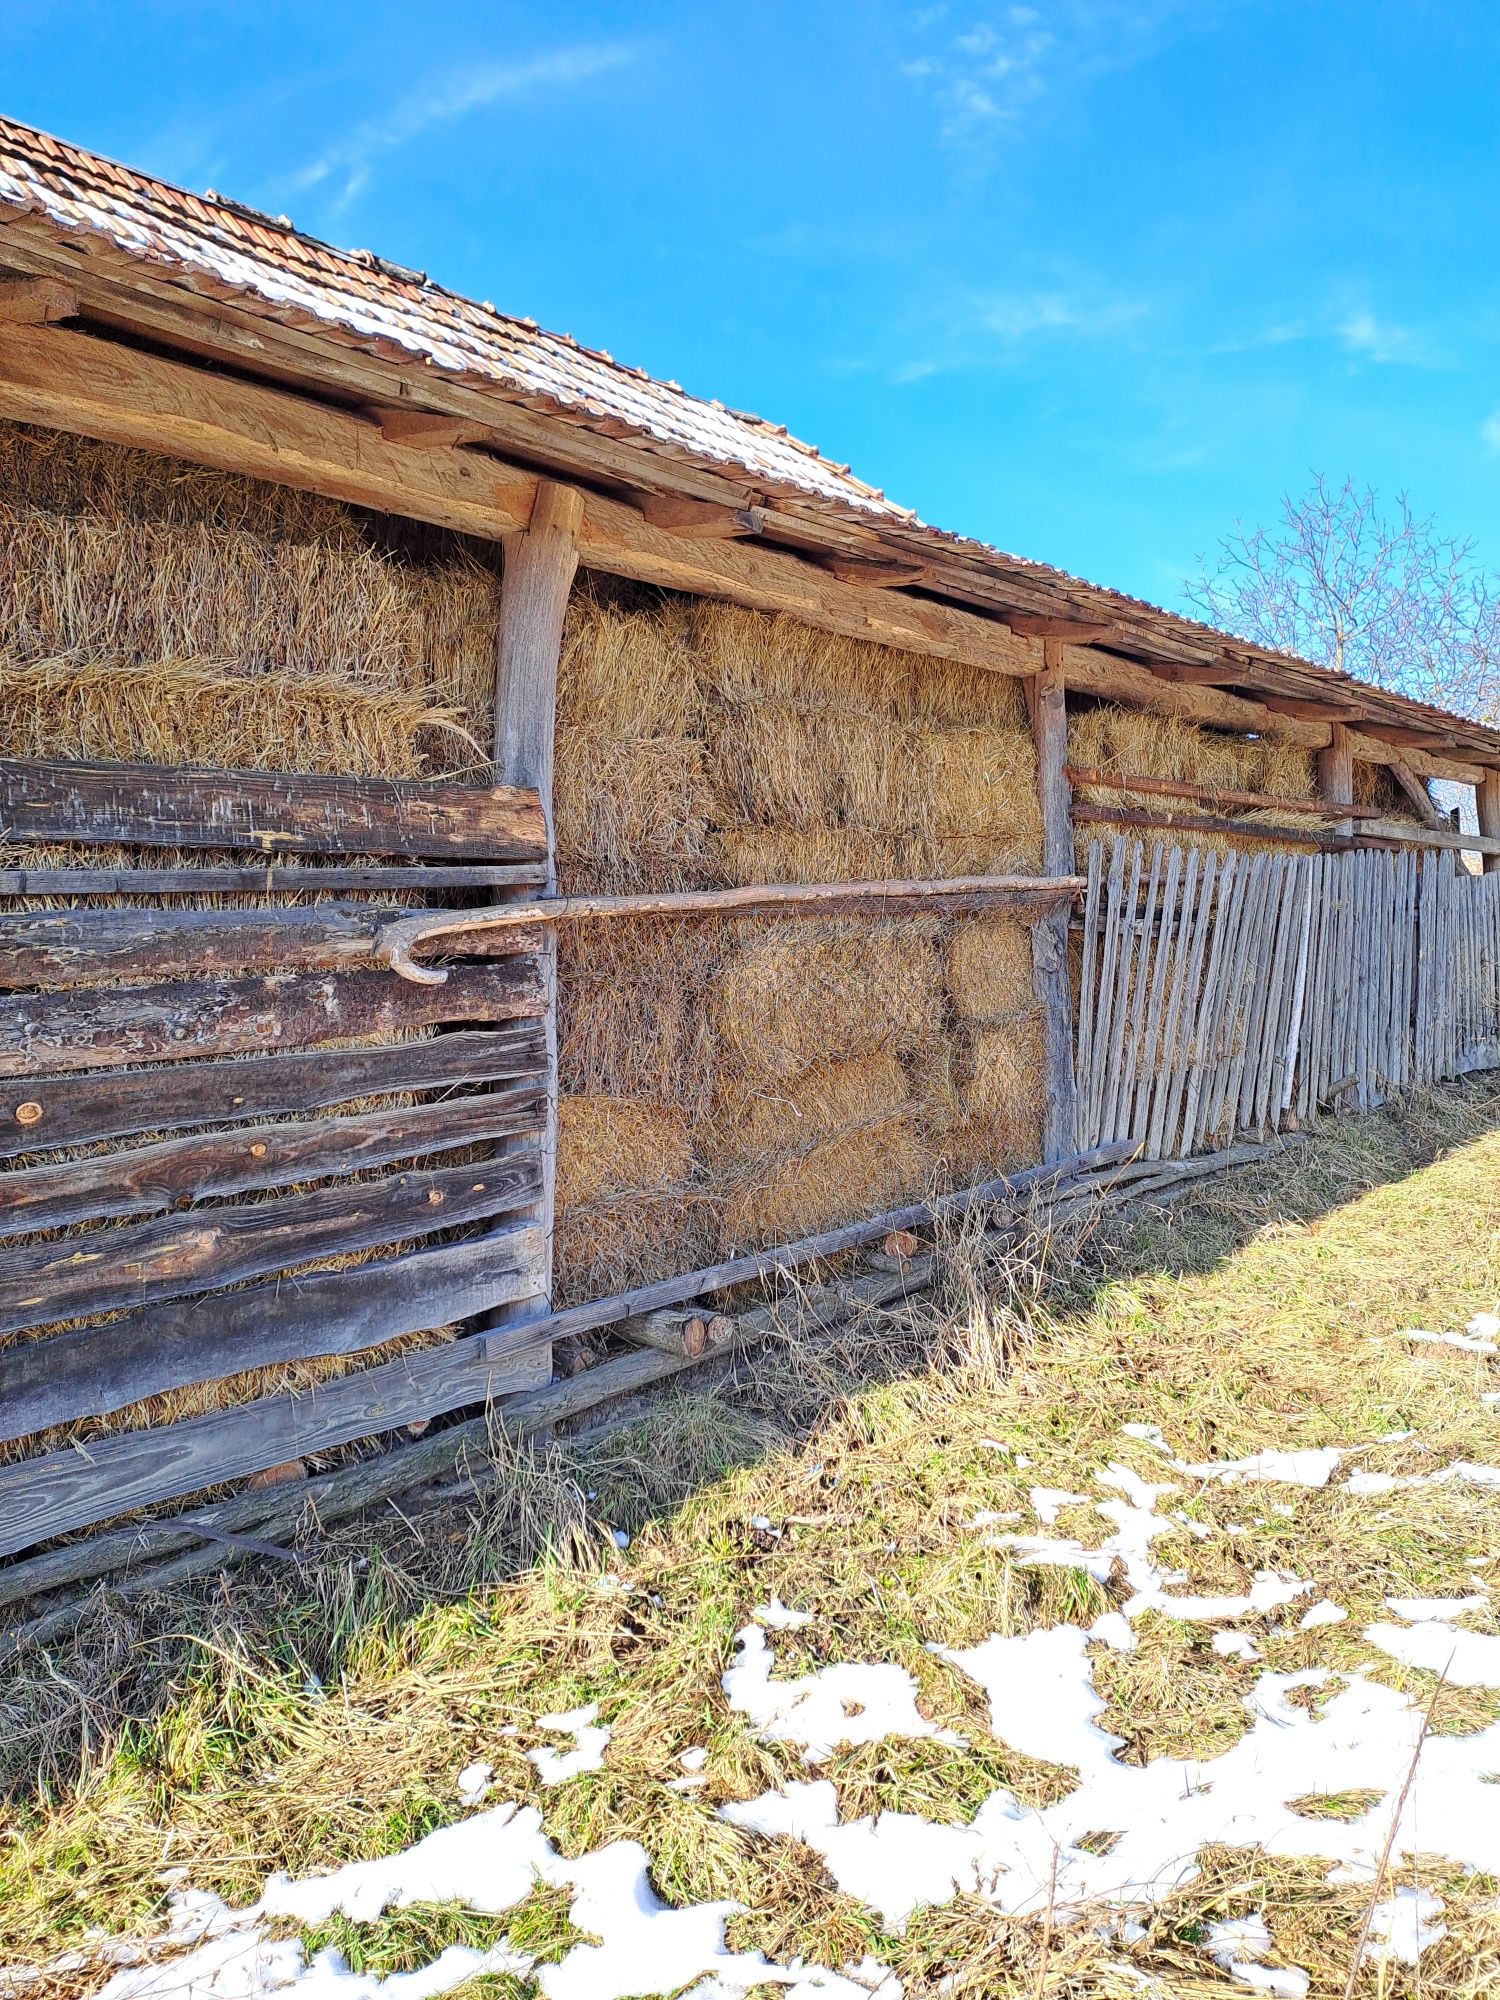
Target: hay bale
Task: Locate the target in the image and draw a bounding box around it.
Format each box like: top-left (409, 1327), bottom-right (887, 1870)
top-left (554, 1096), bottom-right (703, 1302)
top-left (958, 1015), bottom-right (1046, 1165)
top-left (714, 918), bottom-right (943, 1082)
top-left (712, 825), bottom-right (907, 886)
top-left (946, 917), bottom-right (1035, 1024)
top-left (559, 589), bottom-right (698, 737)
top-left (557, 920), bottom-right (722, 1114)
top-left (719, 1113), bottom-right (931, 1248)
top-left (555, 729), bottom-right (716, 892)
top-left (709, 1050), bottom-right (910, 1167)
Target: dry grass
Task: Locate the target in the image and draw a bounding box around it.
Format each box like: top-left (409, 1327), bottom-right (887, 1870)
top-left (3, 1083), bottom-right (1499, 1996)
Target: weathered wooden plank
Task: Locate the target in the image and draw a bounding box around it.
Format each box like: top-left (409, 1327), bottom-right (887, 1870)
top-left (1147, 845), bottom-right (1207, 1159)
top-left (0, 960), bottom-right (546, 1078)
top-left (0, 1225), bottom-right (545, 1447)
top-left (0, 1086), bottom-right (543, 1238)
top-left (0, 1024), bottom-right (543, 1160)
top-left (0, 863), bottom-right (550, 897)
top-left (0, 1151), bottom-right (540, 1334)
top-left (1071, 802), bottom-right (1352, 852)
top-left (1082, 839), bottom-right (1128, 1149)
top-left (1099, 842), bottom-right (1145, 1143)
top-left (1129, 844), bottom-right (1183, 1148)
top-left (0, 758), bottom-right (546, 861)
top-left (0, 902), bottom-right (542, 989)
top-left (1115, 842), bottom-right (1165, 1143)
top-left (1072, 840), bottom-right (1104, 1150)
top-left (1178, 851), bottom-right (1242, 1153)
top-left (0, 1269), bottom-right (549, 1555)
top-left (1063, 765), bottom-right (1384, 820)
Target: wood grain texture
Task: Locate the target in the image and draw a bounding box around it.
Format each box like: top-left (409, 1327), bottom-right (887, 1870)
top-left (1029, 642), bottom-right (1079, 1160)
top-left (0, 1225), bottom-right (546, 1446)
top-left (0, 1085), bottom-right (543, 1238)
top-left (0, 902), bottom-right (540, 989)
top-left (0, 960), bottom-right (545, 1077)
top-left (0, 1024), bottom-right (543, 1159)
top-left (0, 1150), bottom-right (541, 1334)
top-left (0, 863), bottom-right (549, 897)
top-left (0, 1235), bottom-right (548, 1553)
top-left (0, 757), bottom-right (545, 860)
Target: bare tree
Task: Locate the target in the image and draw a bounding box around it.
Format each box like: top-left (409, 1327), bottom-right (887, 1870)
top-left (1186, 474), bottom-right (1500, 725)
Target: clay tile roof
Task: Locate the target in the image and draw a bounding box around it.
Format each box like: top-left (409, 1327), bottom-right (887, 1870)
top-left (0, 113), bottom-right (902, 519)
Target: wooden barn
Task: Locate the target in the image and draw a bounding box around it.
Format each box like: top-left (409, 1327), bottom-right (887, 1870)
top-left (0, 115), bottom-right (1497, 1618)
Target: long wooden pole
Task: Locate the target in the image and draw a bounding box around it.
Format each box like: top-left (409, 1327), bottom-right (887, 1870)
top-left (1030, 639), bottom-right (1080, 1159)
top-left (488, 479), bottom-right (582, 1371)
top-left (1318, 722), bottom-right (1355, 840)
top-left (373, 874), bottom-right (1085, 983)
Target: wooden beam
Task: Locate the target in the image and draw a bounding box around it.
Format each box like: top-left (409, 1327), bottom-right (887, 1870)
top-left (0, 275), bottom-right (79, 325)
top-left (1147, 663), bottom-right (1251, 687)
top-left (1317, 722), bottom-right (1355, 840)
top-left (1481, 769), bottom-right (1500, 877)
top-left (1260, 696), bottom-right (1360, 723)
top-left (0, 1229), bottom-right (544, 1450)
top-left (490, 479), bottom-right (582, 1356)
top-left (373, 874), bottom-right (1086, 982)
top-left (1386, 759), bottom-right (1443, 829)
top-left (371, 406), bottom-right (483, 447)
top-left (636, 494), bottom-right (765, 538)
top-left (0, 900), bottom-right (539, 989)
top-left (0, 757), bottom-right (546, 861)
top-left (1063, 765), bottom-right (1383, 821)
top-left (0, 1152), bottom-right (541, 1336)
top-left (0, 861), bottom-right (549, 898)
top-left (820, 556), bottom-right (929, 589)
top-left (1030, 640), bottom-right (1079, 1160)
top-left (1006, 615), bottom-right (1115, 643)
top-left (1071, 802), bottom-right (1349, 852)
top-left (0, 1024), bottom-right (543, 1160)
top-left (1361, 722), bottom-right (1458, 750)
top-left (1354, 817), bottom-right (1500, 858)
top-left (0, 1086), bottom-right (543, 1239)
top-left (0, 960), bottom-right (545, 1078)
top-left (0, 321), bottom-right (538, 535)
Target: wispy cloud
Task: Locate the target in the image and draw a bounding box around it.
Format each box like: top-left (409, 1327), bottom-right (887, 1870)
top-left (1337, 307), bottom-right (1434, 367)
top-left (292, 42), bottom-right (636, 213)
top-left (1481, 409), bottom-right (1500, 456)
top-left (903, 3), bottom-right (1190, 150)
top-left (894, 283), bottom-right (1146, 381)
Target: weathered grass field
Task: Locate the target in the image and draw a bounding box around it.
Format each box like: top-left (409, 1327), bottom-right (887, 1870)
top-left (2, 1077), bottom-right (1499, 1999)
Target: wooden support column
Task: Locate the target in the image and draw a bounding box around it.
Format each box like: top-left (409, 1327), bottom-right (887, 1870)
top-left (1479, 769), bottom-right (1500, 877)
top-left (1030, 640), bottom-right (1079, 1159)
top-left (1318, 723), bottom-right (1355, 839)
top-left (489, 480), bottom-right (583, 1367)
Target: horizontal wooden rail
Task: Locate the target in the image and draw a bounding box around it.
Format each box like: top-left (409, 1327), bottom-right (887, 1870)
top-left (0, 1142), bottom-right (1130, 1558)
top-left (1064, 764), bottom-right (1385, 821)
top-left (1355, 817), bottom-right (1500, 858)
top-left (374, 874), bottom-right (1088, 985)
top-left (0, 1024), bottom-right (543, 1159)
top-left (1071, 802), bottom-right (1353, 852)
top-left (0, 756), bottom-right (546, 861)
top-left (0, 862), bottom-right (550, 897)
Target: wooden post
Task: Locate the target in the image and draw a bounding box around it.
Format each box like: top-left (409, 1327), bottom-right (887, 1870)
top-left (1030, 639), bottom-right (1079, 1159)
top-left (1318, 723), bottom-right (1355, 839)
top-left (489, 480), bottom-right (583, 1368)
top-left (1479, 769), bottom-right (1500, 877)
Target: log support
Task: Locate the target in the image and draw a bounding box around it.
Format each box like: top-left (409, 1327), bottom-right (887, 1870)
top-left (1030, 640), bottom-right (1079, 1159)
top-left (1318, 723), bottom-right (1355, 840)
top-left (487, 480), bottom-right (583, 1375)
top-left (1481, 769), bottom-right (1500, 877)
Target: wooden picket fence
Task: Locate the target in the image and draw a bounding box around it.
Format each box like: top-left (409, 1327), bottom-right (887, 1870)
top-left (1075, 838), bottom-right (1500, 1158)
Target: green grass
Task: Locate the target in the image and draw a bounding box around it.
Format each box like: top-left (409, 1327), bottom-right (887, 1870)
top-left (2, 1077), bottom-right (1500, 1996)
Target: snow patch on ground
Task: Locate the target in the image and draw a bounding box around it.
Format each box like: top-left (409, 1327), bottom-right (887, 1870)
top-left (1361, 1888), bottom-right (1447, 1966)
top-left (526, 1705), bottom-right (611, 1787)
top-left (722, 1624), bottom-right (963, 1764)
top-left (1364, 1618), bottom-right (1500, 1687)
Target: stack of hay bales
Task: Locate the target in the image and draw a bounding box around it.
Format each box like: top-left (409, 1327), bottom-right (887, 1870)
top-left (0, 421), bottom-right (504, 1454)
top-left (551, 585), bottom-right (1047, 1299)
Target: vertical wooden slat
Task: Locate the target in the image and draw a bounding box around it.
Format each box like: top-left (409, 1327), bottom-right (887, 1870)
top-left (1115, 842), bottom-right (1164, 1143)
top-left (1100, 842), bottom-right (1146, 1142)
top-left (1085, 839), bottom-right (1129, 1147)
top-left (1217, 850), bottom-right (1278, 1141)
top-left (1130, 843), bottom-right (1182, 1148)
top-left (1296, 853), bottom-right (1326, 1119)
top-left (1242, 852), bottom-right (1299, 1132)
top-left (1148, 845), bottom-right (1207, 1160)
top-left (1179, 850), bottom-right (1243, 1154)
top-left (1199, 849), bottom-right (1269, 1148)
top-left (1073, 840), bottom-right (1104, 1150)
top-left (1275, 853), bottom-right (1316, 1121)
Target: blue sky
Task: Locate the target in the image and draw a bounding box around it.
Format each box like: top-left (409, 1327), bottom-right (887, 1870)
top-left (4, 2), bottom-right (1498, 615)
